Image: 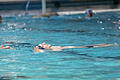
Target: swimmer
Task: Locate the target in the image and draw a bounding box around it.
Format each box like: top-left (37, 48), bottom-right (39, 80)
top-left (85, 9), bottom-right (93, 17)
top-left (33, 12), bottom-right (59, 18)
top-left (113, 21), bottom-right (120, 25)
top-left (34, 42), bottom-right (118, 53)
top-left (0, 45), bottom-right (13, 49)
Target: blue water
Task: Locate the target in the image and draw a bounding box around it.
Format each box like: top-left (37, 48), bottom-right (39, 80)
top-left (0, 11), bottom-right (120, 80)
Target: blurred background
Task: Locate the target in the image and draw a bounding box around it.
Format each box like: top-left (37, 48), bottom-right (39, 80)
top-left (0, 0), bottom-right (119, 11)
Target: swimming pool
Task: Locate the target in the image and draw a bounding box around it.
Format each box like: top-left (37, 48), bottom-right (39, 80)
top-left (0, 10), bottom-right (120, 80)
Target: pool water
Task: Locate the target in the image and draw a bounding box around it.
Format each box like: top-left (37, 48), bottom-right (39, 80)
top-left (0, 11), bottom-right (120, 80)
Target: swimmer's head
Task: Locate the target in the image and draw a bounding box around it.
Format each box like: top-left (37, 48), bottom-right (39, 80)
top-left (85, 9), bottom-right (93, 17)
top-left (1, 45), bottom-right (4, 48)
top-left (39, 43), bottom-right (51, 49)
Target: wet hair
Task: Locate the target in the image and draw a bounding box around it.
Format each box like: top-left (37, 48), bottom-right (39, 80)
top-left (38, 45), bottom-right (45, 49)
top-left (86, 45), bottom-right (94, 48)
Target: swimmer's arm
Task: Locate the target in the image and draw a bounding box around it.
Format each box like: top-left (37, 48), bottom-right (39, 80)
top-left (75, 44), bottom-right (117, 48)
top-left (88, 44), bottom-right (119, 48)
top-left (50, 46), bottom-right (87, 51)
top-left (33, 12), bottom-right (59, 18)
top-left (62, 46), bottom-right (86, 49)
top-left (61, 44), bottom-right (117, 49)
top-left (33, 14), bottom-right (49, 18)
top-left (50, 46), bottom-right (86, 51)
top-left (51, 49), bottom-right (63, 51)
top-left (0, 46), bottom-right (13, 49)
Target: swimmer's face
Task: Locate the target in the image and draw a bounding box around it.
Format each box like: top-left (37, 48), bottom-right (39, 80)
top-left (41, 43), bottom-right (51, 49)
